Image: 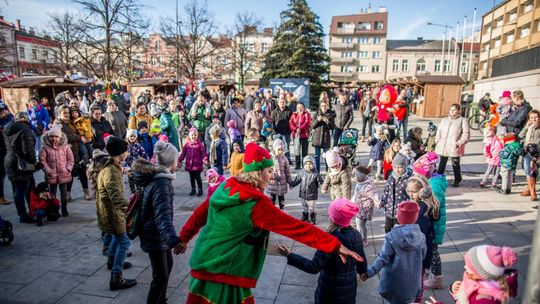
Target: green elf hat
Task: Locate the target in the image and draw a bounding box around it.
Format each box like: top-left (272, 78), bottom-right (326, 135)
top-left (243, 142), bottom-right (274, 172)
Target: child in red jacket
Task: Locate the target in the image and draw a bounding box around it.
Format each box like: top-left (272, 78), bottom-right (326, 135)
top-left (30, 182), bottom-right (60, 226)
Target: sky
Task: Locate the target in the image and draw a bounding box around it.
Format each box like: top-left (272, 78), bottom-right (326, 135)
top-left (1, 0), bottom-right (502, 40)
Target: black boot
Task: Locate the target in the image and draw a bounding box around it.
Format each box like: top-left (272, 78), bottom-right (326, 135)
top-left (278, 198), bottom-right (285, 210)
top-left (109, 272), bottom-right (137, 291)
top-left (295, 156), bottom-right (301, 170)
top-left (189, 189), bottom-right (196, 196)
top-left (301, 212), bottom-right (309, 221)
top-left (310, 212), bottom-right (317, 224)
top-left (107, 256), bottom-right (133, 270)
top-left (36, 216), bottom-right (43, 226)
top-left (197, 188), bottom-right (203, 197)
top-left (61, 199), bottom-right (68, 217)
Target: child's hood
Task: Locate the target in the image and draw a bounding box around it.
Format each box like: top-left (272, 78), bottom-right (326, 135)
top-left (388, 224), bottom-right (426, 251)
top-left (42, 131), bottom-right (68, 149)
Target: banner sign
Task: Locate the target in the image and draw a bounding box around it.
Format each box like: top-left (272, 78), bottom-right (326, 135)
top-left (269, 78), bottom-right (310, 108)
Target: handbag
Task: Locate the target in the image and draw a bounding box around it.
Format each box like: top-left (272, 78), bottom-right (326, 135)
top-left (17, 157), bottom-right (36, 172)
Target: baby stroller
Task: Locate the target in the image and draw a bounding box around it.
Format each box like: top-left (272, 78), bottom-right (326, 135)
top-left (0, 215), bottom-right (14, 245)
top-left (338, 128), bottom-right (359, 167)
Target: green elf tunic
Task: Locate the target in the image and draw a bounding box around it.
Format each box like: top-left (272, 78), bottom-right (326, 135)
top-left (179, 177), bottom-right (342, 304)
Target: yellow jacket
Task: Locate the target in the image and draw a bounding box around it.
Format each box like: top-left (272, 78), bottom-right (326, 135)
top-left (227, 151), bottom-right (244, 176)
top-left (73, 116), bottom-right (93, 140)
top-left (128, 113), bottom-right (153, 130)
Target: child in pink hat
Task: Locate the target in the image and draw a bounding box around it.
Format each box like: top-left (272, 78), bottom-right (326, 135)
top-left (205, 168), bottom-right (225, 199)
top-left (497, 91), bottom-right (513, 135)
top-left (274, 198), bottom-right (367, 304)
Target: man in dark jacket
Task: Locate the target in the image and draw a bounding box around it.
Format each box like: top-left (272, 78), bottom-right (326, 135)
top-left (91, 107), bottom-right (114, 150)
top-left (133, 142), bottom-right (185, 304)
top-left (0, 103), bottom-right (14, 205)
top-left (4, 112), bottom-right (37, 223)
top-left (244, 89), bottom-right (256, 112)
top-left (90, 90), bottom-right (107, 114)
top-left (271, 98), bottom-right (293, 161)
top-left (333, 93), bottom-right (354, 147)
top-left (478, 92), bottom-right (493, 119)
top-left (501, 90), bottom-right (532, 137)
top-left (104, 101), bottom-right (128, 139)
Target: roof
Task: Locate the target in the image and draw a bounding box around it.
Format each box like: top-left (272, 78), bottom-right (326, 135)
top-left (330, 12), bottom-right (388, 34)
top-left (415, 75), bottom-right (465, 84)
top-left (0, 76), bottom-right (83, 88)
top-left (387, 40), bottom-right (458, 52)
top-left (204, 79), bottom-right (236, 86)
top-left (128, 78), bottom-right (181, 87)
top-left (15, 30), bottom-right (61, 48)
top-left (387, 39), bottom-right (434, 50)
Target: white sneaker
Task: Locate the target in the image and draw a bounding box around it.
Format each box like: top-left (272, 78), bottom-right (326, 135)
top-left (424, 273), bottom-right (444, 290)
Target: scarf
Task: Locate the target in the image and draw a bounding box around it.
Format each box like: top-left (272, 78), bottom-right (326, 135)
top-left (209, 138), bottom-right (219, 165)
top-left (455, 273), bottom-right (508, 304)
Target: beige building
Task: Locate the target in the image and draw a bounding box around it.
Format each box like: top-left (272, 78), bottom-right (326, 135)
top-left (478, 0), bottom-right (540, 79)
top-left (233, 27), bottom-right (274, 85)
top-left (329, 7), bottom-right (388, 83)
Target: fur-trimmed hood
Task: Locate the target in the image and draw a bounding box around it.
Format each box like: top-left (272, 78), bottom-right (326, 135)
top-left (42, 131), bottom-right (68, 149)
top-left (133, 158), bottom-right (176, 187)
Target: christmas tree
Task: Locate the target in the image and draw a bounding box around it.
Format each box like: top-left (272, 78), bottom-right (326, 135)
top-left (261, 0), bottom-right (329, 107)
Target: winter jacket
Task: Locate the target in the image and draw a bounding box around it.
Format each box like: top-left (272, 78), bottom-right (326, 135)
top-left (483, 136), bottom-right (504, 166)
top-left (245, 110), bottom-right (265, 133)
top-left (128, 113), bottom-right (153, 130)
top-left (224, 106), bottom-right (247, 136)
top-left (178, 139), bottom-right (207, 172)
top-left (368, 136), bottom-right (389, 160)
top-left (73, 116), bottom-right (93, 140)
top-left (435, 115), bottom-right (470, 158)
top-left (430, 174), bottom-right (448, 245)
top-left (499, 141), bottom-right (521, 171)
top-left (209, 138), bottom-right (228, 168)
top-left (519, 124), bottom-right (540, 146)
top-left (204, 123), bottom-right (226, 153)
top-left (3, 120), bottom-right (36, 181)
top-left (189, 104), bottom-right (211, 132)
top-left (56, 120), bottom-right (82, 166)
top-left (311, 110), bottom-right (335, 148)
top-left (0, 113), bottom-right (14, 157)
top-left (96, 159), bottom-right (128, 235)
top-left (159, 111), bottom-right (180, 152)
top-left (267, 155), bottom-right (292, 196)
top-left (90, 100), bottom-right (107, 114)
top-left (360, 97), bottom-right (376, 118)
top-left (417, 201), bottom-right (436, 270)
top-left (290, 111), bottom-right (312, 139)
top-left (39, 133), bottom-right (74, 185)
top-left (29, 191), bottom-right (59, 217)
top-left (103, 110), bottom-right (128, 139)
top-left (91, 117), bottom-right (114, 150)
top-left (290, 169), bottom-right (323, 201)
top-left (380, 170), bottom-right (412, 219)
top-left (333, 103), bottom-right (354, 129)
top-left (138, 132), bottom-right (154, 159)
top-left (287, 227), bottom-right (367, 304)
top-left (353, 177), bottom-right (379, 221)
top-left (133, 158), bottom-right (181, 252)
top-left (111, 93), bottom-right (130, 115)
top-left (322, 167), bottom-right (352, 200)
top-left (501, 101), bottom-right (532, 136)
top-left (125, 142), bottom-right (149, 167)
top-left (271, 107), bottom-right (293, 135)
top-left (27, 105), bottom-right (50, 135)
top-left (366, 224), bottom-right (426, 304)
top-left (227, 151), bottom-right (244, 176)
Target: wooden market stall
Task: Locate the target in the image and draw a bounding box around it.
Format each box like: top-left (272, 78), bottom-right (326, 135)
top-left (389, 75), bottom-right (465, 118)
top-left (203, 79), bottom-right (236, 94)
top-left (244, 80), bottom-right (260, 92)
top-left (127, 78), bottom-right (181, 106)
top-left (0, 76), bottom-right (84, 113)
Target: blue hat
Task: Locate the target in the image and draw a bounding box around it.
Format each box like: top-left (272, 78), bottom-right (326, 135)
top-left (0, 103), bottom-right (8, 111)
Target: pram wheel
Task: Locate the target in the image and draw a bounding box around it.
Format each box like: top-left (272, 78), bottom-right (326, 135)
top-left (0, 220), bottom-right (14, 245)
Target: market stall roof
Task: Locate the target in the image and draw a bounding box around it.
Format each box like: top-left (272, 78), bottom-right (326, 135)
top-left (0, 76), bottom-right (83, 88)
top-left (204, 79), bottom-right (236, 86)
top-left (128, 78), bottom-right (181, 87)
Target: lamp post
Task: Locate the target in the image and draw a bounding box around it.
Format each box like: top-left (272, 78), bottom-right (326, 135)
top-left (427, 22), bottom-right (452, 75)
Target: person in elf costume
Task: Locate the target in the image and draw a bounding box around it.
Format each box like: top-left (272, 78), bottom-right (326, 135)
top-left (176, 142), bottom-right (363, 304)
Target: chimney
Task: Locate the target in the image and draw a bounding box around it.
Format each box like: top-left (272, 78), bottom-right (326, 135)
top-left (16, 19), bottom-right (21, 31)
top-left (263, 28), bottom-right (273, 34)
top-left (29, 27), bottom-right (35, 35)
top-left (379, 6), bottom-right (387, 13)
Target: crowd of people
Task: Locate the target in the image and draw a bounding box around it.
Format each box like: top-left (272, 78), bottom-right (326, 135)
top-left (0, 83), bottom-right (533, 304)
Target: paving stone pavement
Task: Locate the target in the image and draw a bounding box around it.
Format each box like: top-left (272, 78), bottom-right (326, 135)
top-left (0, 112), bottom-right (536, 304)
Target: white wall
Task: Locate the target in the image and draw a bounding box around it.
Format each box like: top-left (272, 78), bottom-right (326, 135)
top-left (473, 69), bottom-right (540, 108)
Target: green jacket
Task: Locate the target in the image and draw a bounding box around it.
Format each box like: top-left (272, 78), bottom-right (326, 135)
top-left (189, 106), bottom-right (211, 132)
top-left (96, 160), bottom-right (128, 235)
top-left (499, 141), bottom-right (522, 171)
top-left (430, 174), bottom-right (448, 245)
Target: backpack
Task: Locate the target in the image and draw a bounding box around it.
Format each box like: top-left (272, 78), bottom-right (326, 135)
top-left (125, 191), bottom-right (144, 240)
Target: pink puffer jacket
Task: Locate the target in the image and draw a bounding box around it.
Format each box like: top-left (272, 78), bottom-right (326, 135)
top-left (178, 139), bottom-right (208, 171)
top-left (39, 133), bottom-right (74, 184)
top-left (483, 136), bottom-right (504, 166)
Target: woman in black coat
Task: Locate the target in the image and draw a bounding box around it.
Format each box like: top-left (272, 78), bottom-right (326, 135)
top-left (90, 107), bottom-right (114, 150)
top-left (133, 142), bottom-right (184, 304)
top-left (311, 102), bottom-right (336, 172)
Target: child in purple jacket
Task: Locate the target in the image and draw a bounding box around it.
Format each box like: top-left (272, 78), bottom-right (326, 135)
top-left (178, 127), bottom-right (209, 197)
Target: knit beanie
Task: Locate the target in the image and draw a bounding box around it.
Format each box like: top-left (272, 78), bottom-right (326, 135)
top-left (48, 124), bottom-right (63, 137)
top-left (106, 136), bottom-right (128, 157)
top-left (392, 152), bottom-right (408, 167)
top-left (126, 129), bottom-right (138, 139)
top-left (501, 90), bottom-right (511, 98)
top-left (243, 142), bottom-right (274, 172)
top-left (353, 165), bottom-right (371, 182)
top-left (189, 127), bottom-right (198, 136)
top-left (464, 245), bottom-right (518, 280)
top-left (150, 119), bottom-right (161, 134)
top-left (206, 168), bottom-right (219, 181)
top-left (303, 155), bottom-right (315, 166)
top-left (324, 148), bottom-right (342, 168)
top-left (34, 182), bottom-right (50, 194)
top-left (226, 120), bottom-right (237, 129)
top-left (328, 198), bottom-right (359, 227)
top-left (412, 151), bottom-right (438, 178)
top-left (272, 138), bottom-right (285, 153)
top-left (158, 134), bottom-right (169, 142)
top-left (154, 141), bottom-right (179, 167)
top-left (397, 201), bottom-right (420, 225)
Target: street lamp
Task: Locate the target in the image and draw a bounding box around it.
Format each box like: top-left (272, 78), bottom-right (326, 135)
top-left (427, 22), bottom-right (452, 75)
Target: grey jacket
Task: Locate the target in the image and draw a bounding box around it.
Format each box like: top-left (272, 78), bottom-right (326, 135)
top-left (289, 169), bottom-right (323, 201)
top-left (333, 103), bottom-right (354, 129)
top-left (103, 110), bottom-right (128, 139)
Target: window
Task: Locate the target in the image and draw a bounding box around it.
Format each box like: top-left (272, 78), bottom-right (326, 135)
top-left (358, 22), bottom-right (371, 30)
top-left (416, 59), bottom-right (426, 72)
top-left (434, 60), bottom-right (441, 72)
top-left (341, 37), bottom-right (353, 43)
top-left (42, 50), bottom-right (48, 60)
top-left (508, 10), bottom-right (517, 22)
top-left (19, 46), bottom-right (25, 58)
top-left (0, 35), bottom-right (5, 47)
top-left (357, 65), bottom-right (368, 73)
top-left (401, 59), bottom-right (409, 72)
top-left (52, 51), bottom-right (57, 63)
top-left (493, 37), bottom-right (501, 48)
top-left (344, 23), bottom-right (355, 30)
top-left (31, 49), bottom-right (37, 60)
top-left (372, 51), bottom-right (381, 58)
top-left (357, 37), bottom-right (369, 44)
top-left (495, 18), bottom-right (503, 27)
top-left (444, 59), bottom-right (451, 72)
top-left (536, 19), bottom-right (540, 32)
top-left (261, 43), bottom-right (269, 53)
top-left (341, 51), bottom-right (353, 58)
top-left (375, 22), bottom-right (384, 30)
top-left (357, 51), bottom-right (368, 58)
top-left (337, 22), bottom-right (343, 28)
top-left (340, 65), bottom-right (353, 72)
top-left (505, 32), bottom-right (515, 43)
top-left (460, 61), bottom-right (468, 74)
top-left (372, 65), bottom-right (380, 73)
top-left (392, 59), bottom-right (400, 72)
top-left (522, 1), bottom-right (533, 14)
top-left (520, 24), bottom-right (531, 38)
top-left (373, 37), bottom-right (382, 44)
top-left (155, 40), bottom-right (160, 52)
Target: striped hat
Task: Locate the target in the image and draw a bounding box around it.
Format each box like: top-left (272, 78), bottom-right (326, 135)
top-left (464, 245), bottom-right (517, 280)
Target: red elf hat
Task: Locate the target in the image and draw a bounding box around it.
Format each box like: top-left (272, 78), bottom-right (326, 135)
top-left (243, 142), bottom-right (274, 172)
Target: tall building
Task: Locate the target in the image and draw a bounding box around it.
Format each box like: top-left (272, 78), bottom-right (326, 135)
top-left (233, 27), bottom-right (273, 86)
top-left (329, 7), bottom-right (388, 83)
